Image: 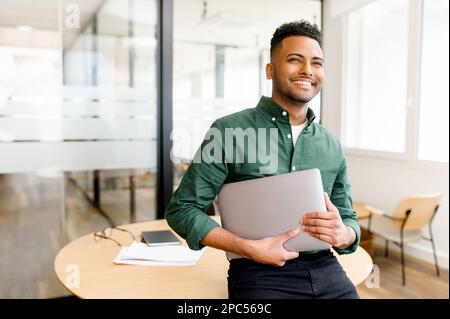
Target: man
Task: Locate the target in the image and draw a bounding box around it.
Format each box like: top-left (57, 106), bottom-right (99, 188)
top-left (166, 20), bottom-right (360, 299)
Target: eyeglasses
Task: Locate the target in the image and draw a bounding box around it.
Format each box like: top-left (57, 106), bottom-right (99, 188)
top-left (94, 227), bottom-right (136, 247)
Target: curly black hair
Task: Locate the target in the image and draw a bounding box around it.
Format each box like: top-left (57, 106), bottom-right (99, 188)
top-left (270, 20), bottom-right (322, 57)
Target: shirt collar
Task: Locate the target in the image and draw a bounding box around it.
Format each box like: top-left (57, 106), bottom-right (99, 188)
top-left (256, 96), bottom-right (316, 125)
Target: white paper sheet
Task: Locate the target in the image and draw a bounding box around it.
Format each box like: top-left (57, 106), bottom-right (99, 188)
top-left (113, 242), bottom-right (205, 266)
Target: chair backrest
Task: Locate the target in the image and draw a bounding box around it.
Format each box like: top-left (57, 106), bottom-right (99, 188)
top-left (391, 193), bottom-right (442, 230)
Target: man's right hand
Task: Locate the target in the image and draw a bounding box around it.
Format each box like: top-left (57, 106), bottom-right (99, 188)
top-left (202, 225), bottom-right (300, 267)
top-left (244, 228), bottom-right (300, 267)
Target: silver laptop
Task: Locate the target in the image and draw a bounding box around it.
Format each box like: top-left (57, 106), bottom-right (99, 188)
top-left (217, 168), bottom-right (331, 259)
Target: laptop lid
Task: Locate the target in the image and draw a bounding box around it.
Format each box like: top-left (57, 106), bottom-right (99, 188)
top-left (217, 168), bottom-right (331, 259)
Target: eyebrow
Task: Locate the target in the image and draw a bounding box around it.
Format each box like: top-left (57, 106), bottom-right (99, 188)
top-left (287, 53), bottom-right (324, 62)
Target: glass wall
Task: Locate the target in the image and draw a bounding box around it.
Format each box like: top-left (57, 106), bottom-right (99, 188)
top-left (172, 0), bottom-right (323, 189)
top-left (0, 0), bottom-right (323, 298)
top-left (62, 0), bottom-right (158, 225)
top-left (0, 0), bottom-right (157, 298)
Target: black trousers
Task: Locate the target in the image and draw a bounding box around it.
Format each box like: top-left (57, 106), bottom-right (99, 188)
top-left (227, 250), bottom-right (359, 299)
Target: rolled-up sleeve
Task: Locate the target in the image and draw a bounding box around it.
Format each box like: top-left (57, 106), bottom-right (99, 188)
top-left (166, 120), bottom-right (228, 250)
top-left (331, 158), bottom-right (360, 255)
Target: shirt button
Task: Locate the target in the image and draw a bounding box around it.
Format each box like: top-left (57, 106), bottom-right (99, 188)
top-left (271, 117), bottom-right (276, 122)
top-left (292, 166), bottom-right (296, 171)
top-left (282, 111), bottom-right (287, 116)
top-left (287, 134), bottom-right (291, 139)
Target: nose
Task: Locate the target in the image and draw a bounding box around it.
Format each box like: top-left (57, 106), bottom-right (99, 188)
top-left (299, 61), bottom-right (313, 77)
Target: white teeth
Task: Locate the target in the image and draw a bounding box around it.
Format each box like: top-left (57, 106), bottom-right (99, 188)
top-left (293, 80), bottom-right (312, 86)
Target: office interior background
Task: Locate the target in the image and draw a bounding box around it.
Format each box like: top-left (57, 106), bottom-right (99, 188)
top-left (0, 0), bottom-right (448, 298)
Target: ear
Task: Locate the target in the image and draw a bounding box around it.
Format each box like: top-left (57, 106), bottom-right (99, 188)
top-left (266, 63), bottom-right (274, 80)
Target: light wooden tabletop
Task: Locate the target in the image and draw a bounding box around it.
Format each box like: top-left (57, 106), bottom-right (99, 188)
top-left (54, 216), bottom-right (373, 299)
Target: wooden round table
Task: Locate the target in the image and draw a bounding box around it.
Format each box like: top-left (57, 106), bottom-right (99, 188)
top-left (54, 217), bottom-right (373, 298)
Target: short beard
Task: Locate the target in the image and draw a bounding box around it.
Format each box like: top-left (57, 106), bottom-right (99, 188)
top-left (272, 73), bottom-right (316, 105)
top-left (286, 90), bottom-right (313, 104)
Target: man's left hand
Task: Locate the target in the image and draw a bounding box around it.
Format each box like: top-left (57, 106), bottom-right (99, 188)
top-left (300, 192), bottom-right (355, 249)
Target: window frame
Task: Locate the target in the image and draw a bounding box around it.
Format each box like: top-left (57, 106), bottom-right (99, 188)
top-left (341, 0), bottom-right (448, 170)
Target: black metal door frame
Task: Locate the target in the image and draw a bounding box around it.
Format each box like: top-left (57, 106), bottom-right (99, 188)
top-left (156, 0), bottom-right (173, 219)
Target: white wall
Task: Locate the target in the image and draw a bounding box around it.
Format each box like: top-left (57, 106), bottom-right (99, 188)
top-left (322, 0), bottom-right (449, 269)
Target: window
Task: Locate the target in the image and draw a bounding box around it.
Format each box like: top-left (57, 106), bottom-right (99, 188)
top-left (418, 0), bottom-right (449, 163)
top-left (343, 0), bottom-right (449, 164)
top-left (343, 0), bottom-right (409, 153)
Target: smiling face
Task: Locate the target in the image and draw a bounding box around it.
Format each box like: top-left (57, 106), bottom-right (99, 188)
top-left (266, 35), bottom-right (324, 106)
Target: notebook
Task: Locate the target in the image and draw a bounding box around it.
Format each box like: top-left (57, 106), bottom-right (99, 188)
top-left (141, 230), bottom-right (181, 247)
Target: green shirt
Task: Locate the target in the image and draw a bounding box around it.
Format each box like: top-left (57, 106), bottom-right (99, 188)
top-left (166, 96), bottom-right (360, 255)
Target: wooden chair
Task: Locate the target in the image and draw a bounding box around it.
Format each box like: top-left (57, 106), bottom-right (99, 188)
top-left (367, 193), bottom-right (442, 285)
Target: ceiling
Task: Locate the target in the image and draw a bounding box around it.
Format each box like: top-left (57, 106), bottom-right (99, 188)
top-left (0, 0), bottom-right (104, 30)
top-left (0, 0), bottom-right (321, 49)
